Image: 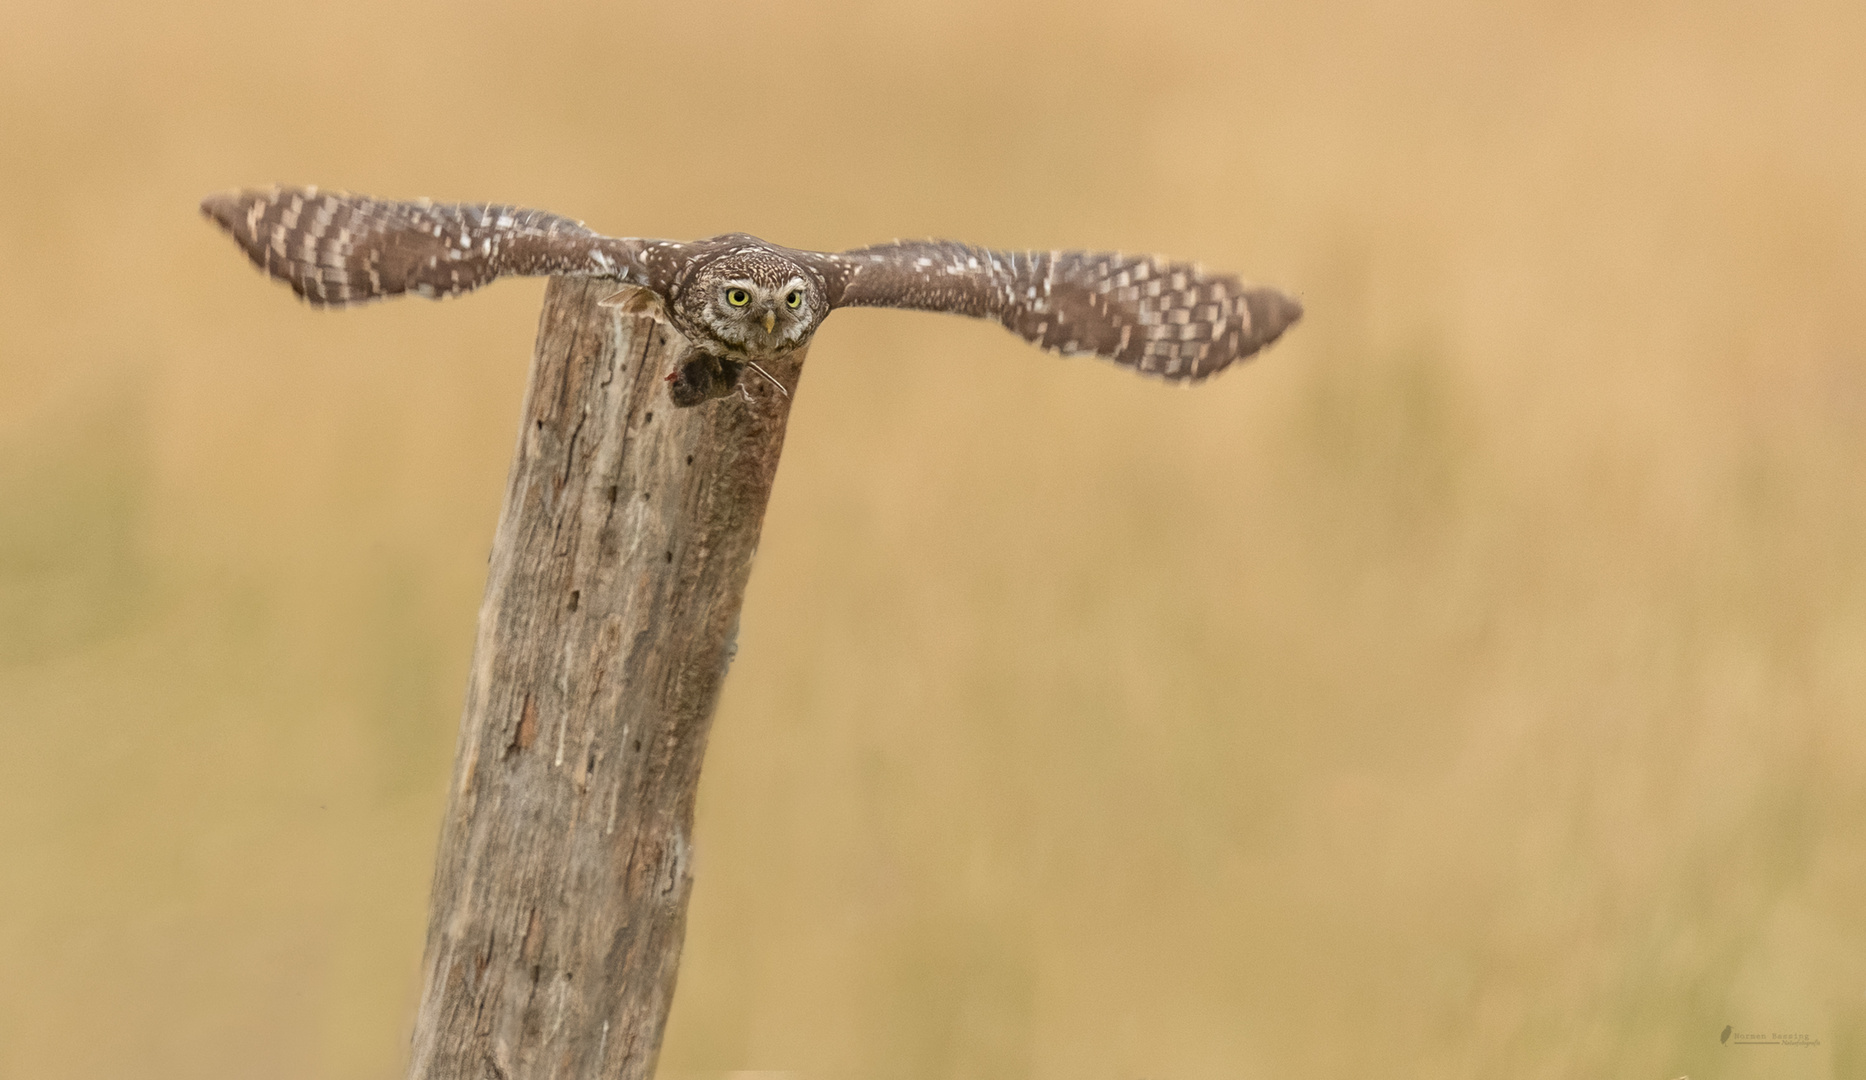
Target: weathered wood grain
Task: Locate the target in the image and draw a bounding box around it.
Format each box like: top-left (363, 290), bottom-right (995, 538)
top-left (406, 278), bottom-right (807, 1080)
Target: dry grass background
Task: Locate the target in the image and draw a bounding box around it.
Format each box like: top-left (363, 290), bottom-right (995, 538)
top-left (2, 0), bottom-right (1863, 1077)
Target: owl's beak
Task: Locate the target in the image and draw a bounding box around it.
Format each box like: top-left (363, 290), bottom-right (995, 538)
top-left (761, 311), bottom-right (776, 334)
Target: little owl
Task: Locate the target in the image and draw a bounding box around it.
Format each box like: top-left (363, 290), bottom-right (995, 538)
top-left (201, 187), bottom-right (1302, 405)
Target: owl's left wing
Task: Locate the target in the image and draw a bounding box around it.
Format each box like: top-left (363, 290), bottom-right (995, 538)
top-left (810, 241), bottom-right (1301, 381)
top-left (201, 186), bottom-right (687, 306)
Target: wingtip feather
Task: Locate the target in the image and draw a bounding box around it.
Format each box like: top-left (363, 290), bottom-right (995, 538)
top-left (199, 189), bottom-right (243, 233)
top-left (1253, 287), bottom-right (1304, 348)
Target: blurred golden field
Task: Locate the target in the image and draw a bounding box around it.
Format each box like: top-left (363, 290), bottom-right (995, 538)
top-left (2, 1), bottom-right (1862, 1077)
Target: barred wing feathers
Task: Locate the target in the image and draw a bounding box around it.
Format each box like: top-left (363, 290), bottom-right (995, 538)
top-left (199, 186), bottom-right (682, 307)
top-left (820, 241), bottom-right (1302, 381)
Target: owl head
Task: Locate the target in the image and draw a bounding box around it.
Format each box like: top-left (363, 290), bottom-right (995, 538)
top-left (675, 237), bottom-right (826, 361)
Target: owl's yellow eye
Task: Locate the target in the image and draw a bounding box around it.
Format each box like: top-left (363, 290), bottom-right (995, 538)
top-left (726, 288), bottom-right (750, 306)
top-left (786, 290), bottom-right (803, 308)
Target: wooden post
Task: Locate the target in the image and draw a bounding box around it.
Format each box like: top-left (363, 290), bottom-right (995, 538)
top-left (406, 278), bottom-right (807, 1080)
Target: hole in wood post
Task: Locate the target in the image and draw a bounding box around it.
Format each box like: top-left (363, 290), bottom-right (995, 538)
top-left (568, 590), bottom-right (580, 612)
top-left (505, 695), bottom-right (539, 758)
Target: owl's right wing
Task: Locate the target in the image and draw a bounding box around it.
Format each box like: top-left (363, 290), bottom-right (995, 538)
top-left (813, 241), bottom-right (1301, 382)
top-left (201, 186), bottom-right (687, 307)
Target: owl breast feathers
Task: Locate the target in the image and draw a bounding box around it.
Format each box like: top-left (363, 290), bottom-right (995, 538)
top-left (201, 186), bottom-right (1302, 404)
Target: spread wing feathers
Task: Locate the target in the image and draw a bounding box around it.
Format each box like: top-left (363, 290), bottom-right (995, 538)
top-left (200, 186), bottom-right (681, 307)
top-left (819, 241), bottom-right (1302, 381)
